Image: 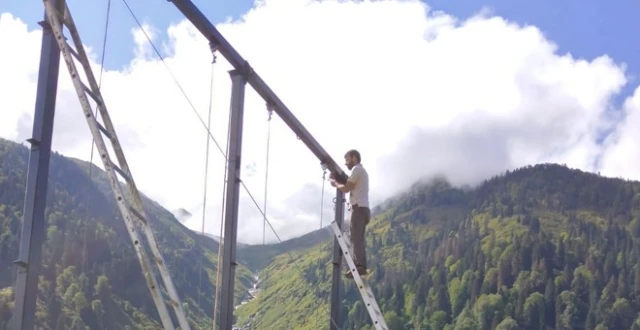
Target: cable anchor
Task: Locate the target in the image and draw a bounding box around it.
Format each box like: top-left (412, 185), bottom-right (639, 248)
top-left (266, 103), bottom-right (275, 121)
top-left (209, 41), bottom-right (219, 63)
top-left (320, 166), bottom-right (329, 230)
top-left (332, 197), bottom-right (346, 204)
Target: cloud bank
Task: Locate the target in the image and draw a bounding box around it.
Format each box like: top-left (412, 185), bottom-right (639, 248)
top-left (1, 0), bottom-right (639, 244)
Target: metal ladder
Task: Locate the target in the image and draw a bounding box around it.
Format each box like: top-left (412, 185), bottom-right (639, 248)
top-left (330, 221), bottom-right (388, 330)
top-left (42, 1), bottom-right (190, 329)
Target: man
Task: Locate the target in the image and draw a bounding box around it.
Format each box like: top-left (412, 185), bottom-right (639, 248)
top-left (330, 149), bottom-right (370, 279)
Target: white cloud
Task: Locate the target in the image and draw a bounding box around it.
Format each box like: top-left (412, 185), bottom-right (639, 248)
top-left (599, 86), bottom-right (640, 178)
top-left (0, 0), bottom-right (637, 244)
top-left (0, 12), bottom-right (42, 141)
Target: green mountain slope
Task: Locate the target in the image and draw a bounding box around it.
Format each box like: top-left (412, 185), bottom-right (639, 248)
top-left (0, 138), bottom-right (255, 329)
top-left (235, 164), bottom-right (640, 329)
top-left (238, 226), bottom-right (333, 272)
top-left (5, 134), bottom-right (640, 330)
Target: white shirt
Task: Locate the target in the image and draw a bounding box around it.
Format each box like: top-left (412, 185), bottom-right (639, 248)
top-left (347, 164), bottom-right (369, 208)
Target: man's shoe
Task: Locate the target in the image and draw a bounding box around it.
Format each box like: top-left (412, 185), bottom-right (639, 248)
top-left (345, 265), bottom-right (368, 279)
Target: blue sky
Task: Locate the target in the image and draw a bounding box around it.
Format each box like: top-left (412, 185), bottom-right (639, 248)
top-left (2, 0), bottom-right (254, 69)
top-left (3, 0), bottom-right (639, 102)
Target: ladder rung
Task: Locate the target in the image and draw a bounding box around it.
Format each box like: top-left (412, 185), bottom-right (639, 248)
top-left (58, 39), bottom-right (90, 93)
top-left (129, 205), bottom-right (148, 224)
top-left (96, 122), bottom-right (113, 140)
top-left (112, 161), bottom-right (132, 184)
top-left (64, 40), bottom-right (81, 62)
top-left (81, 82), bottom-right (102, 105)
top-left (59, 39), bottom-right (97, 106)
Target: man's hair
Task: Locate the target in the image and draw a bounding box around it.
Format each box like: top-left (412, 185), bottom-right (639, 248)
top-left (345, 149), bottom-right (361, 163)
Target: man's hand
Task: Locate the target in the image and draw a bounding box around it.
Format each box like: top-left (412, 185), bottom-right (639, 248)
top-left (329, 178), bottom-right (355, 193)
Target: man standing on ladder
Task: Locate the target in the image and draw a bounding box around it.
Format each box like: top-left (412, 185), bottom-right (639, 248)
top-left (330, 149), bottom-right (370, 279)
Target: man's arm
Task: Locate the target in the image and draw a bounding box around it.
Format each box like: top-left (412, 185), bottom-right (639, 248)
top-left (331, 167), bottom-right (360, 192)
top-left (332, 180), bottom-right (355, 193)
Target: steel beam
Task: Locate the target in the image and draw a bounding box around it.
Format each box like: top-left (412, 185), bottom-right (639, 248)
top-left (12, 2), bottom-right (64, 329)
top-left (167, 0), bottom-right (349, 185)
top-left (218, 69), bottom-right (247, 330)
top-left (330, 190), bottom-right (346, 330)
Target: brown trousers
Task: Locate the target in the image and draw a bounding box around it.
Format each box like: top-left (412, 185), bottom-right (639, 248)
top-left (349, 205), bottom-right (370, 268)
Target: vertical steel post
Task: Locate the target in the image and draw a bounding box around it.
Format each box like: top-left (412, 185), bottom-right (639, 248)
top-left (330, 190), bottom-right (345, 330)
top-left (12, 1), bottom-right (64, 329)
top-left (219, 69), bottom-right (247, 330)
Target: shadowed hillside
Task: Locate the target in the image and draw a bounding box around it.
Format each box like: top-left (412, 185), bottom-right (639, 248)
top-left (0, 138), bottom-right (254, 329)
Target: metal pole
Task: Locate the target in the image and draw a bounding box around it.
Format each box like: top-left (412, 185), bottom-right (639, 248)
top-left (12, 1), bottom-right (64, 329)
top-left (165, 1), bottom-right (355, 328)
top-left (219, 69), bottom-right (247, 330)
top-left (330, 190), bottom-right (345, 330)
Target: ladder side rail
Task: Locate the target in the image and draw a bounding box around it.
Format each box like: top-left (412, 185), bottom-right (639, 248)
top-left (340, 230), bottom-right (386, 321)
top-left (138, 216), bottom-right (192, 329)
top-left (42, 1), bottom-right (176, 328)
top-left (58, 3), bottom-right (191, 328)
top-left (330, 222), bottom-right (388, 330)
top-left (59, 2), bottom-right (147, 212)
top-left (60, 2), bottom-right (132, 181)
top-left (339, 230), bottom-right (386, 322)
top-left (363, 282), bottom-right (385, 322)
top-left (62, 4), bottom-right (191, 326)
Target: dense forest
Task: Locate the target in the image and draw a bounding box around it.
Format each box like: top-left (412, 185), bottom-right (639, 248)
top-left (234, 164), bottom-right (640, 329)
top-left (0, 138), bottom-right (256, 329)
top-left (3, 134), bottom-right (640, 329)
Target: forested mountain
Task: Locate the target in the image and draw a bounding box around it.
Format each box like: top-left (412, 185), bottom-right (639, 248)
top-left (4, 134), bottom-right (640, 330)
top-left (0, 138), bottom-right (256, 329)
top-left (238, 226), bottom-right (333, 272)
top-left (234, 164), bottom-right (640, 330)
